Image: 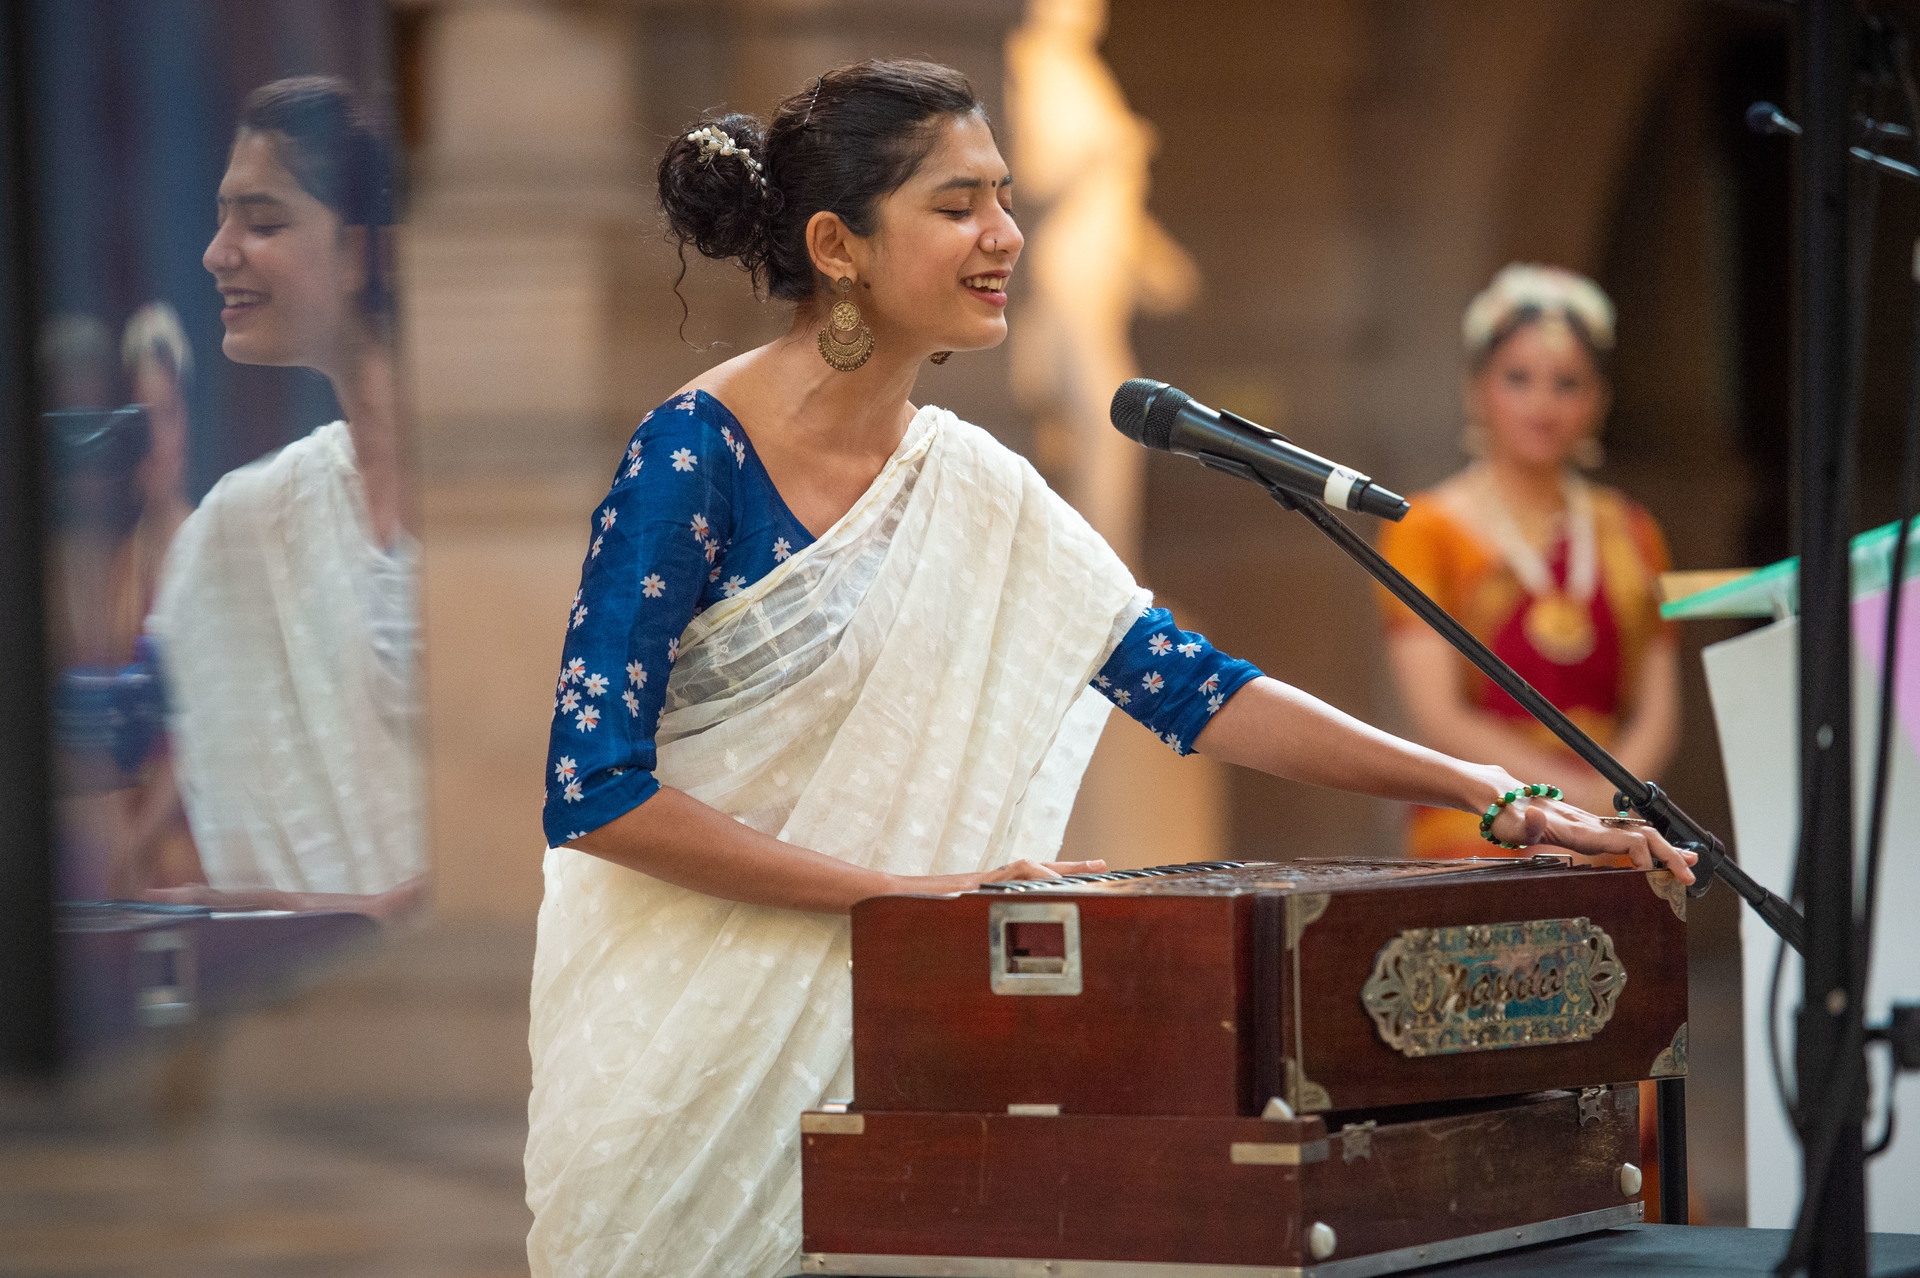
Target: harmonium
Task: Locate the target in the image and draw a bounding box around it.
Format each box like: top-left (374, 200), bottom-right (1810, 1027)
top-left (800, 856), bottom-right (1690, 1276)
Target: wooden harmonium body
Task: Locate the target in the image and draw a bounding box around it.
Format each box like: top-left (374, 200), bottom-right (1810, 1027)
top-left (799, 857), bottom-right (1685, 1275)
top-left (849, 856), bottom-right (1690, 1118)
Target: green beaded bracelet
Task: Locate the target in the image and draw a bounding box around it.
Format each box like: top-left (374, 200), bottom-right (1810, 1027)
top-left (1478, 783), bottom-right (1564, 850)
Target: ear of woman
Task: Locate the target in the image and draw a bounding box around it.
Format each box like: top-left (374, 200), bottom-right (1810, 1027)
top-left (804, 209), bottom-right (864, 292)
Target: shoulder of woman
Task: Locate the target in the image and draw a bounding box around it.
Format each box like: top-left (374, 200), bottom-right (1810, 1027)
top-left (937, 410), bottom-right (1014, 463)
top-left (1586, 481), bottom-right (1655, 519)
top-left (192, 421), bottom-right (342, 520)
top-left (634, 390), bottom-right (734, 441)
top-left (1384, 485), bottom-right (1473, 545)
top-left (618, 392), bottom-right (750, 479)
top-left (1588, 484), bottom-right (1668, 540)
top-left (149, 441), bottom-right (313, 629)
top-left (1580, 485), bottom-right (1673, 584)
top-left (953, 414), bottom-right (1104, 523)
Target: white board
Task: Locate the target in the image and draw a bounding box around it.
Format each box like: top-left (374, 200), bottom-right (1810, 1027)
top-left (1702, 605), bottom-right (1920, 1231)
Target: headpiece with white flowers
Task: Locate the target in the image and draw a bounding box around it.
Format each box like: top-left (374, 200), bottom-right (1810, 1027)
top-left (685, 125), bottom-right (766, 190)
top-left (1462, 263), bottom-right (1616, 360)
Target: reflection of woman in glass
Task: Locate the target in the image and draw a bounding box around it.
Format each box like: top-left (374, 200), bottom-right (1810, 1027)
top-left (1379, 265), bottom-right (1681, 858)
top-left (146, 77), bottom-right (423, 911)
top-left (525, 65), bottom-right (1694, 1276)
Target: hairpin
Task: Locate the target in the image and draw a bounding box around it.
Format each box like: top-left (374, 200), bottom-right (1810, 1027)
top-left (801, 76), bottom-right (824, 129)
top-left (685, 125), bottom-right (766, 190)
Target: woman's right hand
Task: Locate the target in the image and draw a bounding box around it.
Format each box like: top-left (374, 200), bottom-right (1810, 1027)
top-left (890, 858), bottom-right (1109, 897)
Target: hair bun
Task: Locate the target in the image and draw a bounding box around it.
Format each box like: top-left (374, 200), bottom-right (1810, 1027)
top-left (658, 112), bottom-right (772, 270)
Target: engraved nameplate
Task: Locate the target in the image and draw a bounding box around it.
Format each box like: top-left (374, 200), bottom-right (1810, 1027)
top-left (1361, 917), bottom-right (1626, 1057)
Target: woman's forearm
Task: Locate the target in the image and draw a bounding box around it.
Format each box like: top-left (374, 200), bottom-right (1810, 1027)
top-left (571, 787), bottom-right (899, 914)
top-left (1193, 676), bottom-right (1510, 815)
top-left (565, 787), bottom-right (1102, 914)
top-left (1384, 630), bottom-right (1618, 806)
top-left (1404, 707), bottom-right (1578, 783)
top-left (1400, 702), bottom-right (1616, 810)
top-left (1192, 674), bottom-right (1700, 883)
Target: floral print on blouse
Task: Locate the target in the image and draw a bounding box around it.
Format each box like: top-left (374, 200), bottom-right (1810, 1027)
top-left (542, 390), bottom-right (1262, 847)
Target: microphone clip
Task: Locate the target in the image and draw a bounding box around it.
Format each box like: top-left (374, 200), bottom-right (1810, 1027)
top-left (1193, 452), bottom-right (1303, 511)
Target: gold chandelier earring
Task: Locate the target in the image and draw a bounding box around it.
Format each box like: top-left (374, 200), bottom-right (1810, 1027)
top-left (818, 277), bottom-right (875, 371)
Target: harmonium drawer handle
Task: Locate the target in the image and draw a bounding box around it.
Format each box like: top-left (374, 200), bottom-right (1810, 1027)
top-left (800, 1112), bottom-right (864, 1135)
top-left (988, 901), bottom-right (1082, 995)
top-left (1229, 1139), bottom-right (1330, 1166)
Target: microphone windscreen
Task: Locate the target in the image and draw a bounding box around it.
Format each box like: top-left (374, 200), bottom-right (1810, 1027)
top-left (1110, 378), bottom-right (1187, 451)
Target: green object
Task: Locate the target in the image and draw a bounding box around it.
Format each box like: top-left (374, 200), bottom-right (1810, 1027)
top-left (1479, 783), bottom-right (1563, 850)
top-left (1660, 517), bottom-right (1920, 621)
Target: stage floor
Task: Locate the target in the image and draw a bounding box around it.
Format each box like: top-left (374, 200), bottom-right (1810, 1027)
top-left (1426, 1224), bottom-right (1920, 1275)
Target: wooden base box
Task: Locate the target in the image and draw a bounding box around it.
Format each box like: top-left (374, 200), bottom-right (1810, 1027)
top-left (800, 1087), bottom-right (1646, 1276)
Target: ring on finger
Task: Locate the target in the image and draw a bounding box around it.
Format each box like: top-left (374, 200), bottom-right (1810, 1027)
top-left (1600, 816), bottom-right (1651, 829)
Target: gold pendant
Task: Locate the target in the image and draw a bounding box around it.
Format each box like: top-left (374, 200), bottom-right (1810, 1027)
top-left (1523, 591), bottom-right (1596, 665)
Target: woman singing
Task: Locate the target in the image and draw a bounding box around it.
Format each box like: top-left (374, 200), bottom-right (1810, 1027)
top-left (525, 63), bottom-right (1694, 1277)
top-left (1379, 264), bottom-right (1681, 858)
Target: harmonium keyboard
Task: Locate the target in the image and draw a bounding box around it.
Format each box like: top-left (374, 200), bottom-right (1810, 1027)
top-left (800, 856), bottom-right (1690, 1276)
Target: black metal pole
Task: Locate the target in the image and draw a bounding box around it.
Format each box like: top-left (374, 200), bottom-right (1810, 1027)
top-left (1225, 465), bottom-right (1808, 954)
top-left (0, 0), bottom-right (59, 1077)
top-left (1791, 0), bottom-right (1868, 1272)
top-left (1658, 1078), bottom-right (1689, 1225)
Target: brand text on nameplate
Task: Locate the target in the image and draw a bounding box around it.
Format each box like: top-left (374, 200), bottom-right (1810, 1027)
top-left (1360, 917), bottom-right (1626, 1056)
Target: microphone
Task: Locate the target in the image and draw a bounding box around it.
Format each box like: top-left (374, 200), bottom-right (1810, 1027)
top-left (1110, 378), bottom-right (1411, 521)
top-left (1746, 100), bottom-right (1799, 137)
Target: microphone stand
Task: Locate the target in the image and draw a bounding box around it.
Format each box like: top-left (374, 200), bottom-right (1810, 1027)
top-left (1194, 454), bottom-right (1812, 1230)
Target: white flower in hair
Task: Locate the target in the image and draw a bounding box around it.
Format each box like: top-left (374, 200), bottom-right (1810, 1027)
top-left (685, 124), bottom-right (766, 189)
top-left (1462, 263), bottom-right (1616, 357)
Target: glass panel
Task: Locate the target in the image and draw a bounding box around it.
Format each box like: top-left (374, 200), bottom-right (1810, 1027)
top-left (29, 0), bottom-right (423, 1064)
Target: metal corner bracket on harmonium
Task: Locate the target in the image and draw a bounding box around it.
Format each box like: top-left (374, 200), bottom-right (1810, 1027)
top-left (799, 854), bottom-right (1688, 1276)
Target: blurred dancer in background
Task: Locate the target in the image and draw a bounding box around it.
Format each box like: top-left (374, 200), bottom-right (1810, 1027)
top-left (117, 303), bottom-right (195, 652)
top-left (146, 76), bottom-right (424, 914)
top-left (1379, 263), bottom-right (1680, 859)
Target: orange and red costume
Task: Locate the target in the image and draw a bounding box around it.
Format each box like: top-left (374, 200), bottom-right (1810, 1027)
top-left (1376, 483), bottom-right (1675, 858)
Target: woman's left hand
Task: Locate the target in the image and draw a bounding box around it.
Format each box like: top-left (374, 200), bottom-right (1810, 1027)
top-left (1489, 797), bottom-right (1698, 885)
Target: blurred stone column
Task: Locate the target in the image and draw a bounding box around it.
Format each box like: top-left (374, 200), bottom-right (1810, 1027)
top-left (400, 0), bottom-right (646, 920)
top-left (405, 0), bottom-right (643, 479)
top-left (1004, 0), bottom-right (1227, 869)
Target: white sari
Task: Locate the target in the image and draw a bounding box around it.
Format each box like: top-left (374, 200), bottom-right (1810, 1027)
top-left (525, 406), bottom-right (1148, 1277)
top-left (148, 421), bottom-right (425, 895)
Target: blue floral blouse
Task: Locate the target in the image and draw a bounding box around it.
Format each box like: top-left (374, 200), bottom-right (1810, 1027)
top-left (543, 391), bottom-right (1263, 847)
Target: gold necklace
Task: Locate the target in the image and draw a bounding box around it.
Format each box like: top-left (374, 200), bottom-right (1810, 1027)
top-left (1471, 466), bottom-right (1599, 666)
